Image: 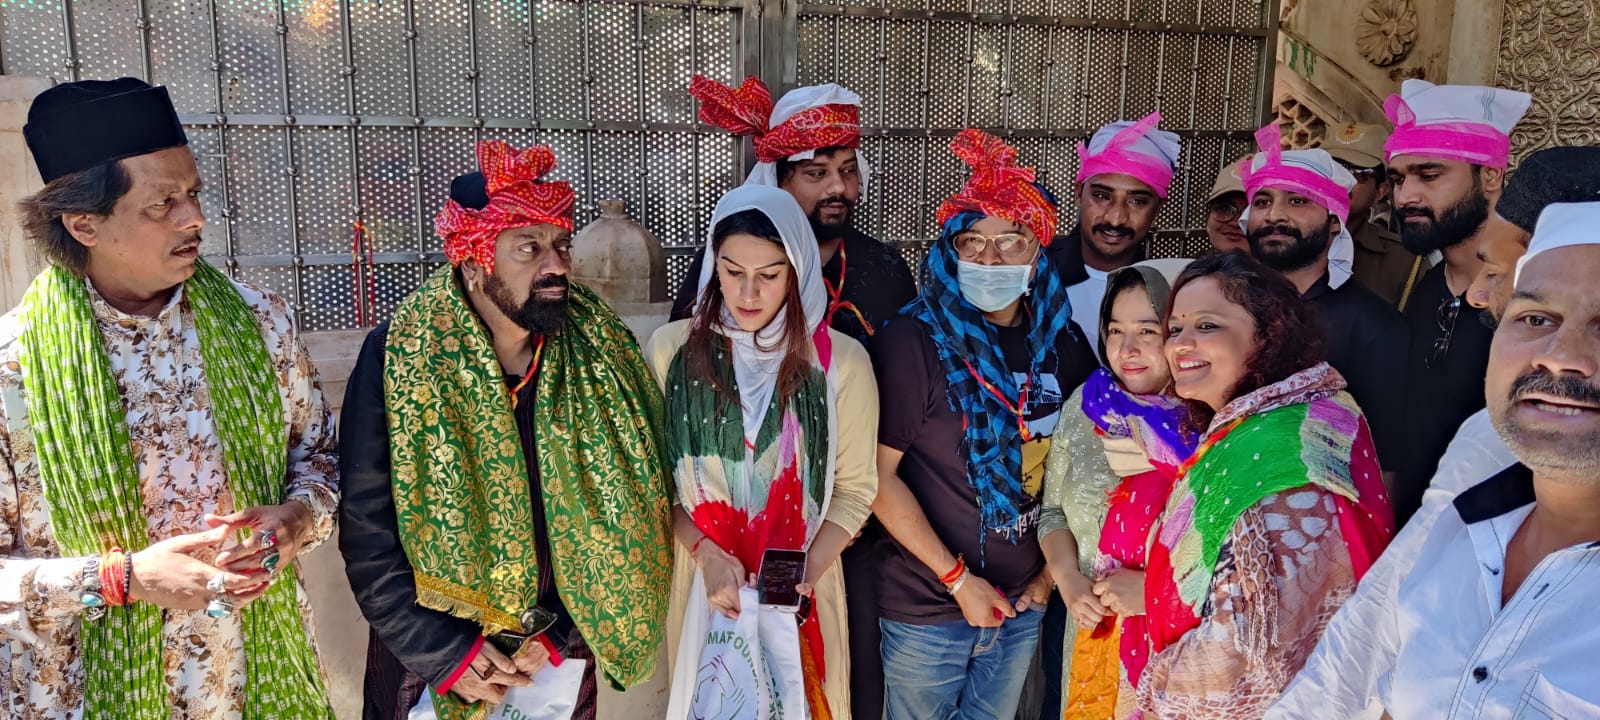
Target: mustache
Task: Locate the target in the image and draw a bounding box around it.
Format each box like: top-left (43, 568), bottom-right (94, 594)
top-left (1248, 223), bottom-right (1303, 242)
top-left (1092, 223), bottom-right (1136, 237)
top-left (817, 195), bottom-right (854, 208)
top-left (1396, 206), bottom-right (1436, 222)
top-left (1509, 368), bottom-right (1600, 407)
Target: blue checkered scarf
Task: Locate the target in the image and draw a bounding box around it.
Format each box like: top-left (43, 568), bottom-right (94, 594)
top-left (904, 211), bottom-right (1074, 545)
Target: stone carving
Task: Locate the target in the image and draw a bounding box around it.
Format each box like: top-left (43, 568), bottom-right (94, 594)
top-left (1272, 94), bottom-right (1328, 149)
top-left (1495, 0), bottom-right (1600, 165)
top-left (1356, 0), bottom-right (1418, 66)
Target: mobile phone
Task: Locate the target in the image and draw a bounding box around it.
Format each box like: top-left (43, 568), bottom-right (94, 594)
top-left (756, 548), bottom-right (808, 611)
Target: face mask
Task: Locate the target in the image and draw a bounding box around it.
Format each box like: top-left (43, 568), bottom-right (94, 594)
top-left (957, 259), bottom-right (1035, 312)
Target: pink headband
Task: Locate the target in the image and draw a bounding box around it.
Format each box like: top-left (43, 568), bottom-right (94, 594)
top-left (1241, 125), bottom-right (1350, 223)
top-left (1076, 111), bottom-right (1176, 198)
top-left (1383, 94), bottom-right (1511, 168)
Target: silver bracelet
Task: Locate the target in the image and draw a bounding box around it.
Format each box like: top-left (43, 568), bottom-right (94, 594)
top-left (946, 569), bottom-right (970, 595)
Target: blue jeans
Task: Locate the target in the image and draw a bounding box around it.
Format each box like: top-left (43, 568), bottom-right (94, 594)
top-left (879, 607), bottom-right (1045, 720)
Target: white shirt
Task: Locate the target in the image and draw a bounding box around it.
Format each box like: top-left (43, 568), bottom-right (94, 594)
top-left (1267, 409), bottom-right (1517, 720)
top-left (1066, 265), bottom-right (1109, 358)
top-left (1269, 462), bottom-right (1600, 719)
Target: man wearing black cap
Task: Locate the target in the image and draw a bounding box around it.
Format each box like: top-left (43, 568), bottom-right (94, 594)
top-left (1, 78), bottom-right (338, 718)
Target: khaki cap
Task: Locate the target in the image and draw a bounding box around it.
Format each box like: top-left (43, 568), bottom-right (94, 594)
top-left (1207, 159), bottom-right (1247, 202)
top-left (1322, 122), bottom-right (1390, 169)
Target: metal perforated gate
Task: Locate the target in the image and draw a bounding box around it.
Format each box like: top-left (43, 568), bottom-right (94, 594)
top-left (0, 0), bottom-right (1275, 331)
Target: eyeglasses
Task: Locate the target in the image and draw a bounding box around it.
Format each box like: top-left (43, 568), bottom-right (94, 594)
top-left (1206, 200), bottom-right (1244, 223)
top-left (1428, 295), bottom-right (1462, 370)
top-left (1348, 166), bottom-right (1381, 181)
top-left (953, 231), bottom-right (1036, 260)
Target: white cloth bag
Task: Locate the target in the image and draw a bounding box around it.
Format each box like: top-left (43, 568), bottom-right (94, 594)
top-left (667, 579), bottom-right (809, 719)
top-left (407, 656), bottom-right (587, 720)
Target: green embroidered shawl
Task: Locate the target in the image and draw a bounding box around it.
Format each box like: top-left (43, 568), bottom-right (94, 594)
top-left (18, 260), bottom-right (333, 719)
top-left (383, 268), bottom-right (673, 717)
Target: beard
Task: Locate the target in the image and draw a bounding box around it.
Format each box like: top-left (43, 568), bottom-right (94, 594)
top-left (807, 195), bottom-right (856, 241)
top-left (1397, 181), bottom-right (1491, 255)
top-left (484, 272), bottom-right (569, 335)
top-left (1491, 368), bottom-right (1600, 473)
top-left (1248, 220), bottom-right (1332, 273)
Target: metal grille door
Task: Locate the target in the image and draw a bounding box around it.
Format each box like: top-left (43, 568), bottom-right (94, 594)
top-left (788, 0), bottom-right (1278, 270)
top-left (0, 0), bottom-right (750, 330)
top-left (0, 0), bottom-right (1275, 330)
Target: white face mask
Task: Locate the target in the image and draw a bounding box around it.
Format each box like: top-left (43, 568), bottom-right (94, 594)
top-left (956, 258), bottom-right (1036, 312)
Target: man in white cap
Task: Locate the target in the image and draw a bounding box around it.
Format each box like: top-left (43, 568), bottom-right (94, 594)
top-left (1241, 124), bottom-right (1408, 475)
top-left (1268, 201), bottom-right (1600, 719)
top-left (1050, 112), bottom-right (1182, 354)
top-left (1322, 121), bottom-right (1427, 309)
top-left (677, 75), bottom-right (916, 720)
top-left (1202, 159), bottom-right (1249, 254)
top-left (1386, 79), bottom-right (1532, 525)
top-left (673, 76), bottom-right (916, 343)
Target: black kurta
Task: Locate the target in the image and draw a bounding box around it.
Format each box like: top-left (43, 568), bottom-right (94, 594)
top-left (1303, 273), bottom-right (1409, 471)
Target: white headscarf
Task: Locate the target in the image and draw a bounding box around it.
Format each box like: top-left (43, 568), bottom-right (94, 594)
top-left (743, 84), bottom-right (873, 193)
top-left (694, 184), bottom-right (831, 442)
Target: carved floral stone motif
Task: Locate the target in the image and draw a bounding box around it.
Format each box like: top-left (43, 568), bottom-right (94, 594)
top-left (1357, 0), bottom-right (1418, 66)
top-left (1496, 0), bottom-right (1600, 164)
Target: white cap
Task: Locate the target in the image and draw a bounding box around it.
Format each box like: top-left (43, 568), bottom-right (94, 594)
top-left (1390, 79), bottom-right (1530, 137)
top-left (1515, 201), bottom-right (1600, 287)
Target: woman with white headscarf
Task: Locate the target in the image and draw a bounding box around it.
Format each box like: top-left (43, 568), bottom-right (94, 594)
top-left (646, 184), bottom-right (880, 718)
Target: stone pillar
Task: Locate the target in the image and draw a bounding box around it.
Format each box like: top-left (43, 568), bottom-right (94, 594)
top-left (0, 75), bottom-right (51, 311)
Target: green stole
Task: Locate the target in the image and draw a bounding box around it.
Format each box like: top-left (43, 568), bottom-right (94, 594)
top-left (383, 268), bottom-right (673, 720)
top-left (18, 260), bottom-right (332, 719)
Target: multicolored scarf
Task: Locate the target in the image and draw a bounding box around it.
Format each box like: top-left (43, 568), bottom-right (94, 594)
top-left (18, 260), bottom-right (333, 719)
top-left (671, 184), bottom-right (839, 717)
top-left (1144, 364), bottom-right (1395, 653)
top-left (1080, 369), bottom-right (1196, 473)
top-left (384, 268), bottom-right (673, 719)
top-left (904, 211), bottom-right (1073, 542)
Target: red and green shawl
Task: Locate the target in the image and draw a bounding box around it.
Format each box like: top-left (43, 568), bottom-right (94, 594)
top-left (1145, 364), bottom-right (1395, 653)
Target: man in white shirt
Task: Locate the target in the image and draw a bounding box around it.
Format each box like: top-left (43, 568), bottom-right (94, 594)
top-left (1268, 201), bottom-right (1600, 719)
top-left (1047, 113), bottom-right (1180, 356)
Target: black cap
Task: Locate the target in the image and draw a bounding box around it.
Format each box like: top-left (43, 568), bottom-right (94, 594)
top-left (23, 78), bottom-right (189, 183)
top-left (449, 172), bottom-right (490, 210)
top-left (1498, 146), bottom-right (1600, 233)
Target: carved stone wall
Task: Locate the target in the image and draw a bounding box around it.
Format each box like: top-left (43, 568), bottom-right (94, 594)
top-left (1495, 0), bottom-right (1600, 167)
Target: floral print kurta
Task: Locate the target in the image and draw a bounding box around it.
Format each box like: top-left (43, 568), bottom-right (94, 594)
top-left (0, 278), bottom-right (339, 719)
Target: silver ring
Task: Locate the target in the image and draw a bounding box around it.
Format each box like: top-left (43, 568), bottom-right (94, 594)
top-left (206, 572), bottom-right (227, 595)
top-left (260, 530), bottom-right (278, 549)
top-left (205, 595), bottom-right (234, 618)
top-left (261, 551), bottom-right (281, 574)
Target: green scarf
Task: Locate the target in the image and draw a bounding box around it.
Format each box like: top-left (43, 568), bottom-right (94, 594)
top-left (384, 268), bottom-right (673, 720)
top-left (17, 260), bottom-right (333, 720)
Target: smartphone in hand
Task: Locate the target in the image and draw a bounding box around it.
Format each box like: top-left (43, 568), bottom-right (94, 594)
top-left (756, 548), bottom-right (808, 611)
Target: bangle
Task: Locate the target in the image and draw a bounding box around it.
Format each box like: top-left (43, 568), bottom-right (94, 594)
top-left (946, 569), bottom-right (971, 595)
top-left (100, 549), bottom-right (125, 607)
top-left (938, 555), bottom-right (966, 586)
top-left (120, 550), bottom-right (134, 606)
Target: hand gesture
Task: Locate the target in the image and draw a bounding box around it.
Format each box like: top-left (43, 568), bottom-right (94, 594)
top-left (952, 573), bottom-right (1015, 628)
top-left (1055, 569), bottom-right (1109, 630)
top-left (1091, 568), bottom-right (1146, 617)
top-left (451, 642), bottom-right (532, 705)
top-left (128, 526), bottom-right (262, 611)
top-left (694, 543), bottom-right (747, 619)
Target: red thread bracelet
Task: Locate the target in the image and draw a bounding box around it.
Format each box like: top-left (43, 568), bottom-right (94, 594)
top-left (690, 535), bottom-right (715, 557)
top-left (938, 555), bottom-right (966, 586)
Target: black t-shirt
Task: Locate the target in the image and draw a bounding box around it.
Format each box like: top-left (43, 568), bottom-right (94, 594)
top-left (670, 227), bottom-right (918, 343)
top-left (870, 314), bottom-right (1097, 624)
top-left (1395, 264), bottom-right (1492, 525)
top-left (1303, 274), bottom-right (1409, 470)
